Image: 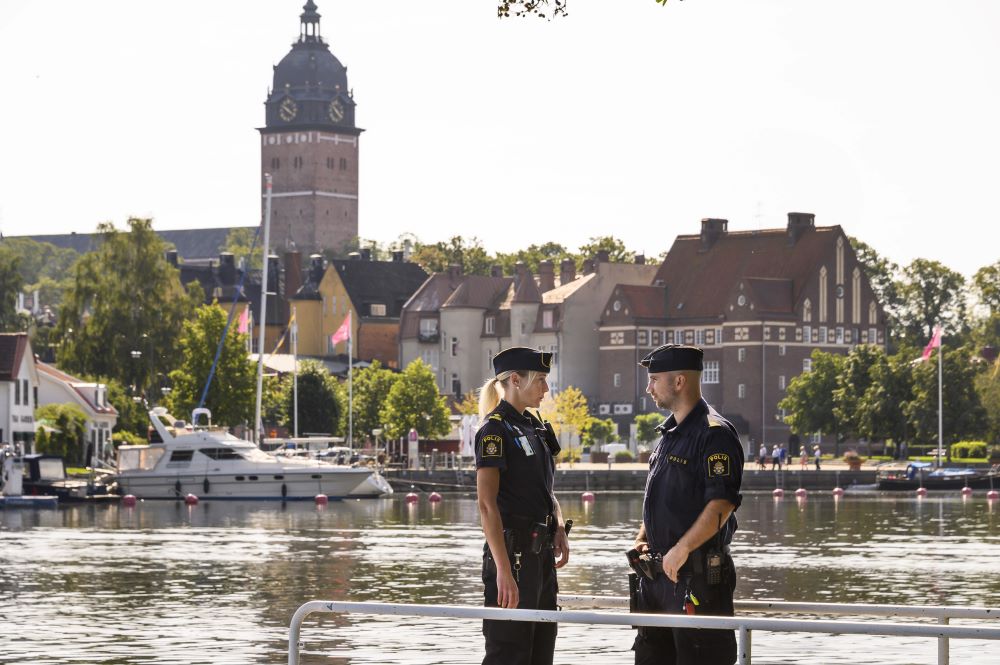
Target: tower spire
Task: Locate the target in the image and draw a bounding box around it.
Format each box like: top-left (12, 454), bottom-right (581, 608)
top-left (299, 0), bottom-right (322, 43)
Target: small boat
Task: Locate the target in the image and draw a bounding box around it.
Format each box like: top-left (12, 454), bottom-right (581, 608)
top-left (114, 408), bottom-right (379, 500)
top-left (1, 447), bottom-right (58, 508)
top-left (18, 454), bottom-right (116, 503)
top-left (876, 462), bottom-right (1000, 491)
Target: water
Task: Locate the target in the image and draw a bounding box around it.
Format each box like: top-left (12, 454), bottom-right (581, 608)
top-left (2, 493), bottom-right (998, 664)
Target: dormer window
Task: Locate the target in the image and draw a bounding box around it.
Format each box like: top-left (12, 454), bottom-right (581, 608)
top-left (485, 316), bottom-right (495, 335)
top-left (370, 303), bottom-right (386, 317)
top-left (542, 310), bottom-right (554, 329)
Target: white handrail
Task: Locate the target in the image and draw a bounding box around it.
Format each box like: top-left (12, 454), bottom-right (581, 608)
top-left (288, 600), bottom-right (1000, 665)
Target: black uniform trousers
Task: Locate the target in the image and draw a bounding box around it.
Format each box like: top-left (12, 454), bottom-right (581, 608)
top-left (482, 542), bottom-right (558, 665)
top-left (633, 554), bottom-right (737, 665)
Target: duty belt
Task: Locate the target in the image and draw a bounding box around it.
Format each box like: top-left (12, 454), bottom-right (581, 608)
top-left (501, 513), bottom-right (553, 531)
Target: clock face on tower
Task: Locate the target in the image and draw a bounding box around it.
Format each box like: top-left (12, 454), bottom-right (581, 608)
top-left (328, 99), bottom-right (345, 123)
top-left (279, 97), bottom-right (298, 122)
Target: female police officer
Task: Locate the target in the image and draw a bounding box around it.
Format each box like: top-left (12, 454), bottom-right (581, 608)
top-left (475, 346), bottom-right (570, 665)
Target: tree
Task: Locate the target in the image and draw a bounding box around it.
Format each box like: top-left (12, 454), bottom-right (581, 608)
top-left (498, 0), bottom-right (568, 19)
top-left (832, 344), bottom-right (885, 442)
top-left (55, 219), bottom-right (202, 396)
top-left (581, 417), bottom-right (617, 450)
top-left (165, 304), bottom-right (256, 427)
top-left (905, 346), bottom-right (987, 452)
top-left (352, 360), bottom-right (400, 442)
top-left (897, 258), bottom-right (967, 347)
top-left (0, 250), bottom-right (24, 331)
top-left (410, 236), bottom-right (493, 275)
top-left (222, 227), bottom-right (262, 270)
top-left (494, 242), bottom-right (575, 275)
top-left (972, 261), bottom-right (1000, 315)
top-left (854, 351), bottom-right (915, 454)
top-left (779, 350), bottom-right (846, 444)
top-left (578, 236), bottom-right (632, 264)
top-left (549, 386), bottom-right (589, 437)
top-left (456, 390), bottom-right (480, 416)
top-left (287, 360), bottom-right (345, 436)
top-left (103, 377), bottom-right (150, 437)
top-left (974, 360), bottom-right (1000, 446)
top-left (34, 403), bottom-right (88, 464)
top-left (634, 412), bottom-right (663, 445)
top-left (850, 237), bottom-right (903, 346)
top-left (380, 358), bottom-right (451, 440)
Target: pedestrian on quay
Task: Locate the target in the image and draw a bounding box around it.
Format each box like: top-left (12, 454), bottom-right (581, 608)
top-left (800, 445), bottom-right (808, 470)
top-left (630, 344), bottom-right (744, 665)
top-left (474, 346), bottom-right (570, 665)
top-left (758, 442), bottom-right (767, 471)
top-left (813, 444), bottom-right (822, 471)
top-left (779, 443), bottom-right (788, 469)
top-left (771, 444), bottom-right (780, 470)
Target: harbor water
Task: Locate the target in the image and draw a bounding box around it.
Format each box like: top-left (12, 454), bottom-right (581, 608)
top-left (1, 492), bottom-right (998, 664)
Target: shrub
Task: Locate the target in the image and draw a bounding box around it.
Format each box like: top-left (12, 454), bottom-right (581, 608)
top-left (614, 450), bottom-right (634, 462)
top-left (950, 440), bottom-right (988, 459)
top-left (558, 448), bottom-right (581, 463)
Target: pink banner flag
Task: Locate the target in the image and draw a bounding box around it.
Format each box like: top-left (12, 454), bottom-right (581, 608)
top-left (237, 306), bottom-right (249, 334)
top-left (330, 311), bottom-right (352, 347)
top-left (921, 325), bottom-right (942, 361)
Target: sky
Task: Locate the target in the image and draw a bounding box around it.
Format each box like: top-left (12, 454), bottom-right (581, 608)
top-left (0, 0), bottom-right (998, 276)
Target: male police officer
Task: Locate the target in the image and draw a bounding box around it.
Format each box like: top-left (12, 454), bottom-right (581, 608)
top-left (631, 344), bottom-right (744, 665)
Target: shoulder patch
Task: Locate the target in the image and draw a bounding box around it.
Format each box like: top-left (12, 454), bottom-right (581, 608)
top-left (481, 434), bottom-right (503, 458)
top-left (489, 414), bottom-right (503, 421)
top-left (707, 452), bottom-right (730, 477)
top-left (707, 416), bottom-right (723, 428)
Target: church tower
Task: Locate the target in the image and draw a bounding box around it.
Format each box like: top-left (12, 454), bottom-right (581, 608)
top-left (260, 1), bottom-right (361, 255)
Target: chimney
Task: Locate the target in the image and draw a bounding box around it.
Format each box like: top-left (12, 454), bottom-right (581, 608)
top-left (267, 254), bottom-right (280, 295)
top-left (582, 258), bottom-right (596, 275)
top-left (391, 250), bottom-right (404, 262)
top-left (164, 249), bottom-right (179, 267)
top-left (447, 263), bottom-right (463, 280)
top-left (347, 251), bottom-right (362, 261)
top-left (513, 261), bottom-right (528, 289)
top-left (537, 260), bottom-right (555, 292)
top-left (284, 251), bottom-right (302, 299)
top-left (700, 218), bottom-right (728, 250)
top-left (309, 253), bottom-right (325, 286)
top-left (787, 212), bottom-right (815, 244)
top-left (219, 252), bottom-right (236, 285)
top-left (360, 247), bottom-right (372, 261)
top-left (490, 264), bottom-right (503, 278)
top-left (596, 249), bottom-right (610, 263)
top-left (560, 258), bottom-right (576, 285)
top-left (634, 254), bottom-right (646, 265)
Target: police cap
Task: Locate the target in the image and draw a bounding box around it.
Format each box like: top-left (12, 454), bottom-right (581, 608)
top-left (638, 344), bottom-right (703, 373)
top-left (492, 346), bottom-right (554, 376)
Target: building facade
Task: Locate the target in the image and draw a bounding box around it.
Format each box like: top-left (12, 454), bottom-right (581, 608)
top-left (36, 363), bottom-right (118, 462)
top-left (598, 214), bottom-right (887, 451)
top-left (0, 333), bottom-right (39, 452)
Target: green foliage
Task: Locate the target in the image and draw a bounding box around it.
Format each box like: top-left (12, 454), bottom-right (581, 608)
top-left (497, 0), bottom-right (568, 19)
top-left (949, 440), bottom-right (988, 459)
top-left (614, 450), bottom-right (635, 462)
top-left (55, 219), bottom-right (201, 395)
top-left (581, 416), bottom-right (617, 449)
top-left (897, 258), bottom-right (967, 348)
top-left (112, 429), bottom-right (146, 446)
top-left (578, 236), bottom-right (632, 264)
top-left (0, 237), bottom-right (80, 287)
top-left (550, 386), bottom-right (590, 436)
top-left (855, 350), bottom-right (915, 445)
top-left (833, 344), bottom-right (885, 440)
top-left (779, 350), bottom-right (845, 439)
top-left (260, 374), bottom-right (288, 429)
top-left (973, 360), bottom-right (1000, 445)
top-left (494, 242), bottom-right (574, 275)
top-left (850, 237), bottom-right (903, 349)
top-left (634, 412), bottom-right (663, 444)
top-left (0, 250), bottom-right (24, 331)
top-left (557, 447), bottom-right (581, 463)
top-left (166, 303), bottom-right (256, 427)
top-left (351, 360), bottom-right (400, 441)
top-left (221, 228), bottom-right (262, 270)
top-left (34, 403), bottom-right (88, 464)
top-left (286, 360), bottom-right (345, 436)
top-left (380, 358), bottom-right (451, 440)
top-left (905, 346), bottom-right (987, 447)
top-left (102, 377), bottom-right (149, 437)
top-left (973, 261), bottom-right (1000, 315)
top-left (411, 236), bottom-right (493, 276)
top-left (456, 390), bottom-right (479, 416)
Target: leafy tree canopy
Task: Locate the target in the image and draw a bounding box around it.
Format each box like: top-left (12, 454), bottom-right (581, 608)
top-left (380, 358), bottom-right (451, 440)
top-left (973, 260), bottom-right (1000, 315)
top-left (34, 403), bottom-right (88, 464)
top-left (897, 258), bottom-right (967, 348)
top-left (0, 250), bottom-right (24, 331)
top-left (221, 227), bottom-right (262, 270)
top-left (351, 360), bottom-right (400, 442)
top-left (634, 412), bottom-right (663, 445)
top-left (779, 350), bottom-right (845, 440)
top-left (287, 359), bottom-right (346, 437)
top-left (581, 416), bottom-right (618, 449)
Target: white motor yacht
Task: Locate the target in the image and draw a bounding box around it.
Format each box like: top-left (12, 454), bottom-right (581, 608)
top-left (115, 408), bottom-right (381, 500)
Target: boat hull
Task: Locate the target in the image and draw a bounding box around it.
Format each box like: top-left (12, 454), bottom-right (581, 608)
top-left (117, 468), bottom-right (371, 500)
top-left (877, 473), bottom-right (1000, 491)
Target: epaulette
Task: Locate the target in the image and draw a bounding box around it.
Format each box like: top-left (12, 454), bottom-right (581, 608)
top-left (707, 415), bottom-right (724, 428)
top-left (488, 413), bottom-right (503, 421)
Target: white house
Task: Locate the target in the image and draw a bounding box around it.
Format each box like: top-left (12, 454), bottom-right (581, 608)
top-left (36, 362), bottom-right (118, 462)
top-left (0, 333), bottom-right (39, 453)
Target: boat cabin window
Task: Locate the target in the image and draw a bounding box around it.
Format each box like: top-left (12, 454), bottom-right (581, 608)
top-left (30, 458), bottom-right (65, 481)
top-left (169, 450), bottom-right (194, 462)
top-left (118, 447), bottom-right (165, 472)
top-left (199, 447), bottom-right (244, 460)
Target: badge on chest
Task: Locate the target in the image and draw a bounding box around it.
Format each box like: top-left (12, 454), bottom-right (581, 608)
top-left (515, 436), bottom-right (535, 456)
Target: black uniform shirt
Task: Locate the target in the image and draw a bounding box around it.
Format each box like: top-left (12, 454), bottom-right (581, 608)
top-left (642, 398), bottom-right (744, 553)
top-left (475, 400), bottom-right (555, 524)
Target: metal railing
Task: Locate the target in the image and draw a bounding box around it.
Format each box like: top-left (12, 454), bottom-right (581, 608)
top-left (288, 596), bottom-right (1000, 665)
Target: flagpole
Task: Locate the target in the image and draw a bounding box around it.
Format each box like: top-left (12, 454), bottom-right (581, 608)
top-left (348, 309), bottom-right (353, 451)
top-left (292, 306), bottom-right (298, 439)
top-left (253, 173), bottom-right (273, 444)
top-left (937, 328), bottom-right (943, 468)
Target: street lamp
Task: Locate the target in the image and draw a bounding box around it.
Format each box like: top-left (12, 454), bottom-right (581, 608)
top-left (372, 428), bottom-right (383, 466)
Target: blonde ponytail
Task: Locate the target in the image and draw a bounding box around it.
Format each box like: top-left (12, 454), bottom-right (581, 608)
top-left (477, 370), bottom-right (542, 420)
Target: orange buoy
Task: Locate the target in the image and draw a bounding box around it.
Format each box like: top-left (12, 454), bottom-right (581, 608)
top-left (987, 490), bottom-right (999, 500)
top-left (314, 494), bottom-right (329, 505)
top-left (772, 488), bottom-right (785, 498)
top-left (916, 487), bottom-right (928, 497)
top-left (122, 494), bottom-right (137, 507)
top-left (795, 488), bottom-right (808, 498)
top-left (961, 486), bottom-right (973, 496)
top-left (581, 491), bottom-right (596, 503)
top-left (405, 492), bottom-right (419, 504)
top-left (831, 487), bottom-right (845, 497)
top-left (184, 493), bottom-right (199, 505)
top-left (428, 492), bottom-right (442, 503)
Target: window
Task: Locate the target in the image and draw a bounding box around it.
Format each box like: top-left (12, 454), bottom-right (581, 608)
top-left (169, 450), bottom-right (194, 462)
top-left (738, 348), bottom-right (746, 363)
top-left (485, 316), bottom-right (495, 335)
top-left (702, 360), bottom-right (719, 384)
top-left (836, 327), bottom-right (844, 344)
top-left (339, 157), bottom-right (348, 170)
top-left (778, 344), bottom-right (786, 356)
top-left (818, 327), bottom-right (827, 344)
top-left (869, 327), bottom-right (877, 344)
top-left (651, 329), bottom-right (661, 346)
top-left (200, 448), bottom-right (244, 460)
top-left (542, 310), bottom-right (554, 329)
top-left (803, 326), bottom-right (812, 344)
top-left (803, 299), bottom-right (812, 323)
top-left (637, 329), bottom-right (648, 345)
top-left (716, 328), bottom-right (723, 344)
top-left (450, 337), bottom-right (458, 357)
top-left (666, 330), bottom-right (675, 344)
top-left (610, 332), bottom-right (625, 345)
top-left (738, 384), bottom-right (746, 399)
top-left (706, 329), bottom-right (715, 345)
top-left (370, 303), bottom-right (386, 317)
top-left (14, 380), bottom-right (19, 405)
top-left (419, 318), bottom-right (438, 337)
top-left (293, 156), bottom-right (303, 169)
top-left (420, 348), bottom-right (439, 369)
top-left (695, 329), bottom-right (706, 345)
top-left (811, 432), bottom-right (822, 444)
top-left (685, 330), bottom-right (694, 344)
top-left (270, 157), bottom-right (280, 169)
top-left (778, 375), bottom-right (786, 390)
top-left (613, 373), bottom-right (621, 387)
top-left (803, 358), bottom-right (812, 373)
top-left (451, 374), bottom-right (461, 395)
